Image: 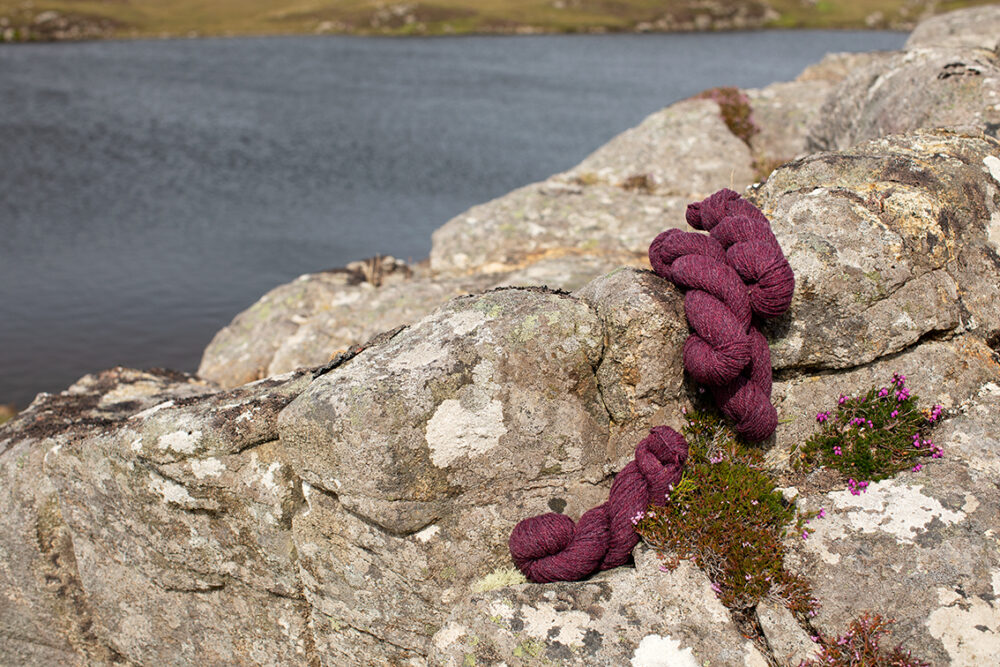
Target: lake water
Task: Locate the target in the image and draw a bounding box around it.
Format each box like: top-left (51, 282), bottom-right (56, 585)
top-left (0, 31), bottom-right (906, 407)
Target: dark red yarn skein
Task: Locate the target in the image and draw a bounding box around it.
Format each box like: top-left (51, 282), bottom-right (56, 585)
top-left (650, 189), bottom-right (794, 441)
top-left (509, 426), bottom-right (687, 583)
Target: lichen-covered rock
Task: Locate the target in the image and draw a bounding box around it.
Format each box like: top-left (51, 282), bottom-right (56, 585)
top-left (428, 548), bottom-right (768, 667)
top-left (806, 46), bottom-right (1000, 152)
top-left (278, 287), bottom-right (620, 663)
top-left (563, 98), bottom-right (754, 198)
top-left (34, 370), bottom-right (319, 665)
top-left (790, 453), bottom-right (1000, 665)
top-left (905, 5), bottom-right (1000, 50)
top-left (574, 268), bottom-right (689, 466)
top-left (752, 129), bottom-right (1000, 372)
top-left (428, 182), bottom-right (690, 278)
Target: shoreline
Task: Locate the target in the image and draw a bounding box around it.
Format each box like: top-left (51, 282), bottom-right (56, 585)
top-left (0, 1), bottom-right (990, 44)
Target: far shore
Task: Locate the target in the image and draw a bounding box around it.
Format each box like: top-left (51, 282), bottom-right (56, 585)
top-left (0, 0), bottom-right (993, 44)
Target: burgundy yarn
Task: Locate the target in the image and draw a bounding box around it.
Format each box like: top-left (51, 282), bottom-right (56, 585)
top-left (509, 426), bottom-right (688, 583)
top-left (650, 189), bottom-right (794, 441)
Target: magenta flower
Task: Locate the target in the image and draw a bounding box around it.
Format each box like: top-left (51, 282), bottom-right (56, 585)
top-left (818, 508), bottom-right (826, 519)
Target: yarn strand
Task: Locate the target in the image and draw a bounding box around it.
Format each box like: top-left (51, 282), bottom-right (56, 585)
top-left (651, 188), bottom-right (794, 441)
top-left (509, 426), bottom-right (687, 583)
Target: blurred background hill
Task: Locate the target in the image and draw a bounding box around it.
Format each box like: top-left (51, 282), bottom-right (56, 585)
top-left (1, 0), bottom-right (997, 42)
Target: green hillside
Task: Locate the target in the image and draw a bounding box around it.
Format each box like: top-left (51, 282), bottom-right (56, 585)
top-left (0, 0), bottom-right (996, 41)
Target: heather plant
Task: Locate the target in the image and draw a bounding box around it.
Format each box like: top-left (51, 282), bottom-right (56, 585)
top-left (793, 373), bottom-right (943, 492)
top-left (799, 613), bottom-right (930, 667)
top-left (695, 86), bottom-right (759, 146)
top-left (636, 409), bottom-right (817, 615)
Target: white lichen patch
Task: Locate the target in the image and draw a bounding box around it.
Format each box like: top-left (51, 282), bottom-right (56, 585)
top-left (157, 429), bottom-right (202, 455)
top-left (189, 457), bottom-right (225, 479)
top-left (130, 436), bottom-right (143, 452)
top-left (828, 479), bottom-right (965, 542)
top-left (522, 603), bottom-right (592, 646)
top-left (432, 621), bottom-right (468, 650)
top-left (388, 341), bottom-right (449, 371)
top-left (148, 473), bottom-right (196, 507)
top-left (414, 524), bottom-right (440, 543)
top-left (630, 634), bottom-right (698, 667)
top-left (926, 573), bottom-right (1000, 663)
top-left (131, 400), bottom-right (174, 420)
top-left (260, 461), bottom-right (283, 493)
top-left (446, 309), bottom-right (488, 335)
top-left (425, 398), bottom-right (507, 467)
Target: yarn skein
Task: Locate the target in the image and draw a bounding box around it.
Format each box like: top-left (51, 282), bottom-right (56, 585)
top-left (650, 189), bottom-right (794, 441)
top-left (508, 426), bottom-right (688, 583)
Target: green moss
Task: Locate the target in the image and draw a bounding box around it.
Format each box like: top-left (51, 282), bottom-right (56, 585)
top-left (637, 409), bottom-right (816, 614)
top-left (792, 374), bottom-right (942, 486)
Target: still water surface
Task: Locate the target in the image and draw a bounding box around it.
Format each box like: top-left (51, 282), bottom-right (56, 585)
top-left (0, 31), bottom-right (906, 406)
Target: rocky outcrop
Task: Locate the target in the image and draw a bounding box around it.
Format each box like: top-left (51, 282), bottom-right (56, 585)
top-left (905, 4), bottom-right (1000, 50)
top-left (806, 45), bottom-right (1000, 151)
top-left (5, 6), bottom-right (1000, 666)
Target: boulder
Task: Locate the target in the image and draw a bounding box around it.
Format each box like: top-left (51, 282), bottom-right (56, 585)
top-left (787, 382), bottom-right (1000, 664)
top-left (429, 549), bottom-right (769, 666)
top-left (905, 5), bottom-right (1000, 50)
top-left (806, 46), bottom-right (1000, 151)
top-left (752, 129), bottom-right (1000, 373)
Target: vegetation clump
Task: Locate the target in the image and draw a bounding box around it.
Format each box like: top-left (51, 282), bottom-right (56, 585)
top-left (792, 373), bottom-right (943, 492)
top-left (695, 86), bottom-right (759, 146)
top-left (799, 613), bottom-right (930, 667)
top-left (636, 409), bottom-right (817, 615)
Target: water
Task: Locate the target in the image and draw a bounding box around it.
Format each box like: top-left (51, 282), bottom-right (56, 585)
top-left (0, 31), bottom-right (906, 407)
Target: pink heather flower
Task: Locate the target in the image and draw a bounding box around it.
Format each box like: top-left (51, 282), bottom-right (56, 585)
top-left (878, 387), bottom-right (889, 398)
top-left (833, 446), bottom-right (842, 456)
top-left (892, 373), bottom-right (906, 388)
top-left (711, 582), bottom-right (722, 594)
top-left (751, 499), bottom-right (758, 505)
top-left (818, 508), bottom-right (827, 519)
top-left (659, 564), bottom-right (669, 572)
top-left (681, 407), bottom-right (687, 414)
top-left (890, 410), bottom-right (898, 418)
top-left (802, 531), bottom-right (809, 540)
top-left (912, 463), bottom-right (923, 472)
top-left (838, 395), bottom-right (847, 405)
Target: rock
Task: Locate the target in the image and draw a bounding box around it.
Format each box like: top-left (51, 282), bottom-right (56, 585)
top-left (429, 182), bottom-right (690, 278)
top-left (429, 548), bottom-right (768, 666)
top-left (806, 47), bottom-right (1000, 152)
top-left (751, 129), bottom-right (1000, 373)
top-left (574, 268), bottom-right (689, 466)
top-left (277, 286), bottom-right (622, 663)
top-left (789, 452), bottom-right (1000, 665)
top-left (770, 335), bottom-right (1000, 467)
top-left (905, 5), bottom-right (1000, 50)
top-left (200, 256), bottom-right (631, 390)
top-left (757, 599), bottom-right (817, 666)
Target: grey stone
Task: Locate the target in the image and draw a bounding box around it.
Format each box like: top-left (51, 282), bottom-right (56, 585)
top-left (757, 599), bottom-right (817, 666)
top-left (752, 129), bottom-right (1000, 373)
top-left (806, 47), bottom-right (1000, 152)
top-left (428, 548), bottom-right (769, 667)
top-left (905, 5), bottom-right (1000, 50)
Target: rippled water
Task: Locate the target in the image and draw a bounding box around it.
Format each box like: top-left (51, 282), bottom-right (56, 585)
top-left (0, 31), bottom-right (906, 406)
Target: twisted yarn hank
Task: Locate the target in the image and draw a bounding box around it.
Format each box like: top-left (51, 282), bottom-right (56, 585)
top-left (508, 426), bottom-right (687, 583)
top-left (649, 188), bottom-right (794, 441)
